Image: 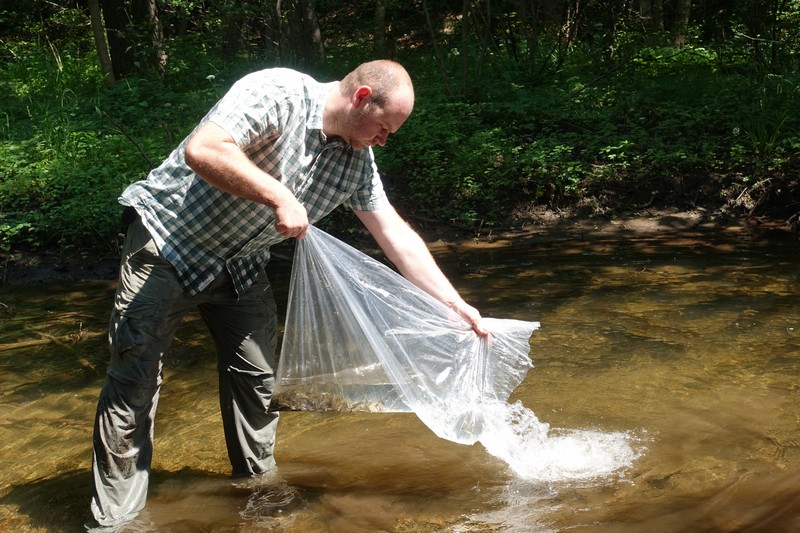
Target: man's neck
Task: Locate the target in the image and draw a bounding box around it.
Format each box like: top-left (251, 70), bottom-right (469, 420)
top-left (322, 81), bottom-right (344, 139)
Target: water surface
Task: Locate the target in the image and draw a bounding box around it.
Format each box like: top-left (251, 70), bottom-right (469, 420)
top-left (1, 218), bottom-right (799, 532)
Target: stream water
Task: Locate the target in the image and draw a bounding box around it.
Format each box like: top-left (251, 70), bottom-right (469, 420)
top-left (1, 218), bottom-right (799, 532)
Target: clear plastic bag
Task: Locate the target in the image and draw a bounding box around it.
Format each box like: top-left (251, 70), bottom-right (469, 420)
top-left (274, 226), bottom-right (539, 445)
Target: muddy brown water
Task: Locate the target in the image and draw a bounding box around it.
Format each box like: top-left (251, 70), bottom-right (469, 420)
top-left (1, 218), bottom-right (799, 532)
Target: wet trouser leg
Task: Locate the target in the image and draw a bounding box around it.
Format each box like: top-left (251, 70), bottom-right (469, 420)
top-left (90, 219), bottom-right (280, 526)
top-left (90, 219), bottom-right (191, 526)
top-left (198, 269), bottom-right (279, 476)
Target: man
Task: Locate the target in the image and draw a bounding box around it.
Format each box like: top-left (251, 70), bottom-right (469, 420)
top-left (90, 59), bottom-right (488, 527)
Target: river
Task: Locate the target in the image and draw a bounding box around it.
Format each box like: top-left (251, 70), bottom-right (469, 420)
top-left (1, 215), bottom-right (798, 532)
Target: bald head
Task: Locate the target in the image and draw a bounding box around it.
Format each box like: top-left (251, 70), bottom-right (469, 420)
top-left (340, 60), bottom-right (414, 111)
top-left (325, 60), bottom-right (415, 150)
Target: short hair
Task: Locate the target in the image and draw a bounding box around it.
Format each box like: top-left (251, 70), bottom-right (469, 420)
top-left (340, 60), bottom-right (413, 108)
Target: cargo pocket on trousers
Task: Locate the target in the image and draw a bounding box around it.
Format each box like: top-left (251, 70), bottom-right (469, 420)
top-left (108, 311), bottom-right (164, 409)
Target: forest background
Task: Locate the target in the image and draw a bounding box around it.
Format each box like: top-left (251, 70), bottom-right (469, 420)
top-left (0, 0), bottom-right (799, 266)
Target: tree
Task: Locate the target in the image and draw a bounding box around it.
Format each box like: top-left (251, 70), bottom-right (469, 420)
top-left (132, 0), bottom-right (166, 74)
top-left (221, 0), bottom-right (246, 62)
top-left (373, 0), bottom-right (388, 55)
top-left (99, 0), bottom-right (166, 80)
top-left (101, 0), bottom-right (135, 79)
top-left (87, 0), bottom-right (115, 86)
top-left (640, 0), bottom-right (664, 32)
top-left (673, 0), bottom-right (692, 46)
top-left (291, 0), bottom-right (325, 66)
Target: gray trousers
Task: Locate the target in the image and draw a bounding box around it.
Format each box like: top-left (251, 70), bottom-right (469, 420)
top-left (90, 218), bottom-right (279, 527)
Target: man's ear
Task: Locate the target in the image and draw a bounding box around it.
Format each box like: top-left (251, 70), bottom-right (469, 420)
top-left (353, 85), bottom-right (373, 108)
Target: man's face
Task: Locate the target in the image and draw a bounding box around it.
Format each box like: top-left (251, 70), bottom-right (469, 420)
top-left (343, 88), bottom-right (414, 150)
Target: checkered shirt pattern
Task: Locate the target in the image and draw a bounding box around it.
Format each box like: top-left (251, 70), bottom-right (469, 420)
top-left (120, 68), bottom-right (388, 296)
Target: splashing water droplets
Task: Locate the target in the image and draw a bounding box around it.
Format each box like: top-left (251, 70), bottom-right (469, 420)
top-left (478, 401), bottom-right (641, 482)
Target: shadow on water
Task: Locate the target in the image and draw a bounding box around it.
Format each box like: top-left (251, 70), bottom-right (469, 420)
top-left (0, 466), bottom-right (307, 533)
top-left (0, 469), bottom-right (93, 532)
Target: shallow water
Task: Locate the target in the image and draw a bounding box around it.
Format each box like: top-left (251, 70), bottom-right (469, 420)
top-left (1, 220), bottom-right (799, 532)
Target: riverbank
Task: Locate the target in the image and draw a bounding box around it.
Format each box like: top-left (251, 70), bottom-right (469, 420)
top-left (1, 208), bottom-right (795, 288)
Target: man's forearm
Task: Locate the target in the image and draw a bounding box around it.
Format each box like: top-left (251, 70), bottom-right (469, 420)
top-left (184, 122), bottom-right (290, 207)
top-left (356, 206), bottom-right (488, 335)
top-left (184, 121), bottom-right (310, 238)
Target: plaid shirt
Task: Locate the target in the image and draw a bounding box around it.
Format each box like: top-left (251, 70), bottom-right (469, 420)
top-left (120, 68), bottom-right (388, 297)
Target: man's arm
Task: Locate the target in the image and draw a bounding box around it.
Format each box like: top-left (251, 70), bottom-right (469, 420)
top-left (355, 205), bottom-right (488, 336)
top-left (184, 121), bottom-right (309, 238)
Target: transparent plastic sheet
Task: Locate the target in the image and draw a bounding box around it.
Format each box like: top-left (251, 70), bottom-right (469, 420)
top-left (274, 226), bottom-right (540, 445)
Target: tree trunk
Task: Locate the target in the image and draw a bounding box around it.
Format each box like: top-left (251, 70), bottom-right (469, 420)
top-left (652, 0), bottom-right (664, 30)
top-left (88, 0), bottom-right (115, 86)
top-left (770, 0), bottom-right (788, 71)
top-left (640, 0), bottom-right (663, 32)
top-left (278, 0), bottom-right (324, 67)
top-left (641, 0), bottom-right (652, 24)
top-left (299, 0), bottom-right (324, 64)
top-left (461, 0), bottom-right (470, 98)
top-left (101, 0), bottom-right (135, 79)
top-left (132, 0), bottom-right (167, 75)
top-left (221, 0), bottom-right (244, 62)
top-left (517, 0), bottom-right (540, 67)
top-left (100, 0), bottom-right (166, 79)
top-left (562, 0), bottom-right (580, 50)
top-left (274, 0), bottom-right (286, 62)
top-left (373, 0), bottom-right (387, 56)
top-left (673, 0), bottom-right (691, 47)
top-left (421, 0), bottom-right (453, 98)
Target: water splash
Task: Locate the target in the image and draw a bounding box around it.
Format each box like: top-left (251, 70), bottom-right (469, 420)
top-left (479, 400), bottom-right (642, 482)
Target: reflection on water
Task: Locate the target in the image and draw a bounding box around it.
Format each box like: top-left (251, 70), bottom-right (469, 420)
top-left (1, 218), bottom-right (800, 532)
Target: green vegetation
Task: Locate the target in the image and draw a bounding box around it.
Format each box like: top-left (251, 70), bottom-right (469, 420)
top-left (1, 1), bottom-right (799, 258)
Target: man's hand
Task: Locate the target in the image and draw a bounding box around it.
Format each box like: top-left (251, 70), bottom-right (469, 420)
top-left (274, 192), bottom-right (309, 239)
top-left (447, 298), bottom-right (489, 336)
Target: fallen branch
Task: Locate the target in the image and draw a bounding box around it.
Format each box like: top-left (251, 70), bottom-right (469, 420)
top-left (0, 330), bottom-right (103, 353)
